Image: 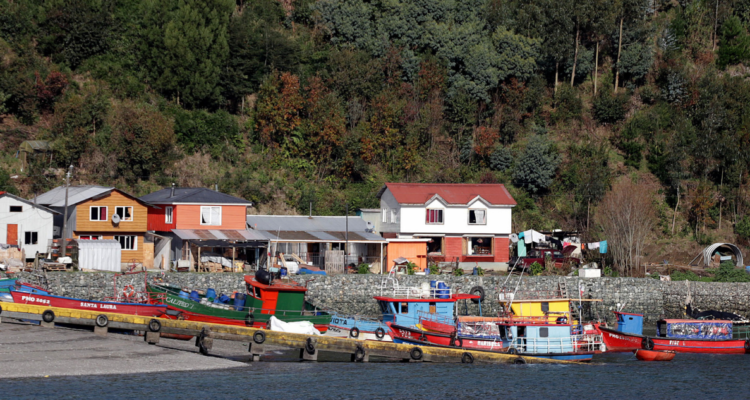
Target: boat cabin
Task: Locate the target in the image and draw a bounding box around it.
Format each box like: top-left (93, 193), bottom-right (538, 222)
top-left (499, 297), bottom-right (576, 324)
top-left (614, 311), bottom-right (644, 335)
top-left (374, 294), bottom-right (479, 327)
top-left (656, 319), bottom-right (732, 340)
top-left (244, 276), bottom-right (309, 316)
top-left (502, 323), bottom-right (578, 353)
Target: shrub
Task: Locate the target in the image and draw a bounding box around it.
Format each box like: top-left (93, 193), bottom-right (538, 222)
top-left (429, 264), bottom-right (440, 275)
top-left (512, 135), bottom-right (561, 195)
top-left (357, 263), bottom-right (370, 274)
top-left (453, 268), bottom-right (464, 276)
top-left (529, 261), bottom-right (544, 276)
top-left (711, 261), bottom-right (750, 282)
top-left (717, 16), bottom-right (750, 69)
top-left (593, 90), bottom-right (629, 125)
top-left (550, 84), bottom-right (582, 123)
top-left (406, 262), bottom-right (418, 275)
top-left (489, 145), bottom-right (513, 171)
top-left (736, 216), bottom-right (750, 241)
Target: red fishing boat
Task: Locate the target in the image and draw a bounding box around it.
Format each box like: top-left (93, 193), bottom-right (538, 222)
top-left (634, 349), bottom-right (676, 361)
top-left (10, 290), bottom-right (167, 316)
top-left (599, 319), bottom-right (750, 354)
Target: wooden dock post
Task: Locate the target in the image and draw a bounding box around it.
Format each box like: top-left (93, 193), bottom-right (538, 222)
top-left (248, 343), bottom-right (264, 362)
top-left (145, 331), bottom-right (160, 344)
top-left (196, 326), bottom-right (213, 355)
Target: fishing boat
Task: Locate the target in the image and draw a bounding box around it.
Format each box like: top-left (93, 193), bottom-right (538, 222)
top-left (634, 349), bottom-right (676, 361)
top-left (599, 319), bottom-right (750, 354)
top-left (146, 272), bottom-right (331, 332)
top-left (10, 290), bottom-right (167, 316)
top-left (326, 270), bottom-right (479, 341)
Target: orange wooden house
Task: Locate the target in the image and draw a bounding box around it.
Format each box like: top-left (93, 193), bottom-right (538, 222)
top-left (33, 186), bottom-right (156, 267)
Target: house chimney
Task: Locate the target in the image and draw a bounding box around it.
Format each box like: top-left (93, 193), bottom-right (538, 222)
top-left (170, 183), bottom-right (175, 198)
top-left (309, 202), bottom-right (313, 219)
top-left (215, 183), bottom-right (218, 191)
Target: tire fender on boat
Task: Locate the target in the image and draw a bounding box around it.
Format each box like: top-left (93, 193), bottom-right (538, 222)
top-left (744, 339), bottom-right (750, 352)
top-left (462, 352), bottom-right (474, 364)
top-left (514, 357), bottom-right (526, 365)
top-left (507, 348), bottom-right (517, 355)
top-left (95, 314), bottom-right (109, 328)
top-left (375, 327), bottom-right (386, 340)
top-left (410, 347), bottom-right (423, 361)
top-left (451, 336), bottom-right (463, 347)
top-left (42, 310), bottom-right (55, 323)
top-left (350, 327), bottom-right (360, 339)
top-left (245, 313), bottom-right (254, 327)
top-left (253, 330), bottom-right (266, 344)
top-left (148, 319), bottom-right (161, 333)
top-left (642, 337), bottom-right (655, 350)
top-left (469, 286), bottom-right (485, 304)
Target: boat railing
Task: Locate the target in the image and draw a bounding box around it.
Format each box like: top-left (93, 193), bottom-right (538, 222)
top-left (379, 267), bottom-right (453, 299)
top-left (418, 311), bottom-right (454, 325)
top-left (498, 289), bottom-right (567, 301)
top-left (509, 333), bottom-right (604, 354)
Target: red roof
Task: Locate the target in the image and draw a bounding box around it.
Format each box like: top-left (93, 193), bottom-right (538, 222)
top-left (381, 183), bottom-right (516, 206)
top-left (0, 192), bottom-right (5, 196)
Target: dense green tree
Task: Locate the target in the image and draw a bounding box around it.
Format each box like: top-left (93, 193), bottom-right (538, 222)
top-left (512, 134), bottom-right (561, 194)
top-left (717, 15), bottom-right (750, 68)
top-left (139, 0), bottom-right (234, 108)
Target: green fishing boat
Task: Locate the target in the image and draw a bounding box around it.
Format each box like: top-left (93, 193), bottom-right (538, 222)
top-left (146, 274), bottom-right (331, 331)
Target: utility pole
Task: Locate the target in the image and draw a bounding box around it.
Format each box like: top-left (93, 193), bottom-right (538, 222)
top-left (61, 165), bottom-right (73, 258)
top-left (345, 203), bottom-right (349, 262)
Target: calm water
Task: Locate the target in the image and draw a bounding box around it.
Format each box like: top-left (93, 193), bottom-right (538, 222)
top-left (4, 351), bottom-right (750, 399)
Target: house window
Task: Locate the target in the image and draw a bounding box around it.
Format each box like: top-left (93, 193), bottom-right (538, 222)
top-left (115, 206), bottom-right (133, 222)
top-left (424, 236), bottom-right (444, 255)
top-left (79, 235), bottom-right (102, 240)
top-left (90, 206), bottom-right (107, 221)
top-left (539, 327), bottom-right (549, 338)
top-left (24, 231), bottom-right (38, 245)
top-left (391, 209), bottom-right (398, 223)
top-left (468, 209), bottom-right (487, 225)
top-left (114, 235), bottom-right (137, 250)
top-left (165, 206), bottom-right (173, 224)
top-left (200, 206), bottom-right (222, 225)
top-left (10, 206), bottom-right (22, 212)
top-left (429, 302), bottom-right (436, 314)
top-left (425, 209), bottom-right (443, 224)
top-left (400, 302), bottom-right (409, 314)
top-left (465, 236), bottom-right (493, 255)
top-left (382, 209), bottom-right (387, 223)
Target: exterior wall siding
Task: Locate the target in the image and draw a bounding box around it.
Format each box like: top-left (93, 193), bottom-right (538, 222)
top-left (378, 190), bottom-right (401, 233)
top-left (444, 236), bottom-right (463, 261)
top-left (0, 197), bottom-right (55, 257)
top-left (148, 203), bottom-right (177, 231)
top-left (494, 237), bottom-right (509, 263)
top-left (400, 201), bottom-right (512, 235)
top-left (75, 191), bottom-right (148, 233)
top-left (174, 205), bottom-right (247, 230)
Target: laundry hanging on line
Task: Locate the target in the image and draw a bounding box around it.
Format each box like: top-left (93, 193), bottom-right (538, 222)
top-left (518, 241), bottom-right (526, 257)
top-left (587, 242), bottom-right (600, 250)
top-left (599, 240), bottom-right (607, 254)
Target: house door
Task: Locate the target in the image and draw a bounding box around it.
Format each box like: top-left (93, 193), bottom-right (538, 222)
top-left (6, 224), bottom-right (18, 245)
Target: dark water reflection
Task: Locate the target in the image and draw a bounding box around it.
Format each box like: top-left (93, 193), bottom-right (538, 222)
top-left (4, 351), bottom-right (750, 399)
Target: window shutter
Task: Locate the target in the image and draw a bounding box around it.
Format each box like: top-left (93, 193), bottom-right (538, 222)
top-left (101, 207), bottom-right (107, 221)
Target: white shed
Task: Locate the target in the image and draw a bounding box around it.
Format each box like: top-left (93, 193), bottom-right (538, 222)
top-left (0, 192), bottom-right (59, 259)
top-left (78, 240), bottom-right (122, 272)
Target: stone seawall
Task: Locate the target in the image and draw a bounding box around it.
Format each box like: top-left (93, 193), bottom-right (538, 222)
top-left (13, 272), bottom-right (750, 324)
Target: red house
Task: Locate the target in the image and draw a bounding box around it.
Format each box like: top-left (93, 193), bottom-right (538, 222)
top-left (139, 187), bottom-right (258, 267)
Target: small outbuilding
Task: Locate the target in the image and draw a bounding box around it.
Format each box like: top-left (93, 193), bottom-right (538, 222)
top-left (19, 140), bottom-right (53, 171)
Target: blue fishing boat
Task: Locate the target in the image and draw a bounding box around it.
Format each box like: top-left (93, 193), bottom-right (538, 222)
top-left (324, 271), bottom-right (478, 341)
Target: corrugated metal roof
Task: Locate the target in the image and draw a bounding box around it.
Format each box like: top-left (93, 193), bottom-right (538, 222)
top-left (20, 140), bottom-right (52, 152)
top-left (262, 230), bottom-right (385, 243)
top-left (0, 192), bottom-right (60, 214)
top-left (140, 187), bottom-right (252, 205)
top-left (171, 229), bottom-right (269, 241)
top-left (246, 215), bottom-right (370, 232)
top-left (32, 186), bottom-right (114, 207)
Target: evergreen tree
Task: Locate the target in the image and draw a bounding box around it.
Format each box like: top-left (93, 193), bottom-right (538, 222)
top-left (512, 135), bottom-right (561, 194)
top-left (717, 15), bottom-right (750, 69)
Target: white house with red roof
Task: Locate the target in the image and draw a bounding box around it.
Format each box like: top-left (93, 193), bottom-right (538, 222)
top-left (376, 183), bottom-right (516, 269)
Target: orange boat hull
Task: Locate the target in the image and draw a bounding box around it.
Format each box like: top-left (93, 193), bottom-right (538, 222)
top-left (635, 349), bottom-right (676, 361)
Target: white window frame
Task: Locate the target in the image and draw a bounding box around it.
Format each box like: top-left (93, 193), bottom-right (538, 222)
top-left (24, 231), bottom-right (38, 245)
top-left (425, 209), bottom-right (444, 225)
top-left (391, 209), bottom-right (398, 224)
top-left (90, 206), bottom-right (108, 221)
top-left (468, 208), bottom-right (487, 225)
top-left (115, 206), bottom-right (133, 222)
top-left (200, 206), bottom-right (222, 226)
top-left (114, 235), bottom-right (137, 250)
top-left (382, 209), bottom-right (387, 223)
top-left (165, 206), bottom-right (173, 224)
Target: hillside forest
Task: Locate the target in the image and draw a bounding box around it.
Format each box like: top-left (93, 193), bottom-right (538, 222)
top-left (2, 0), bottom-right (750, 274)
